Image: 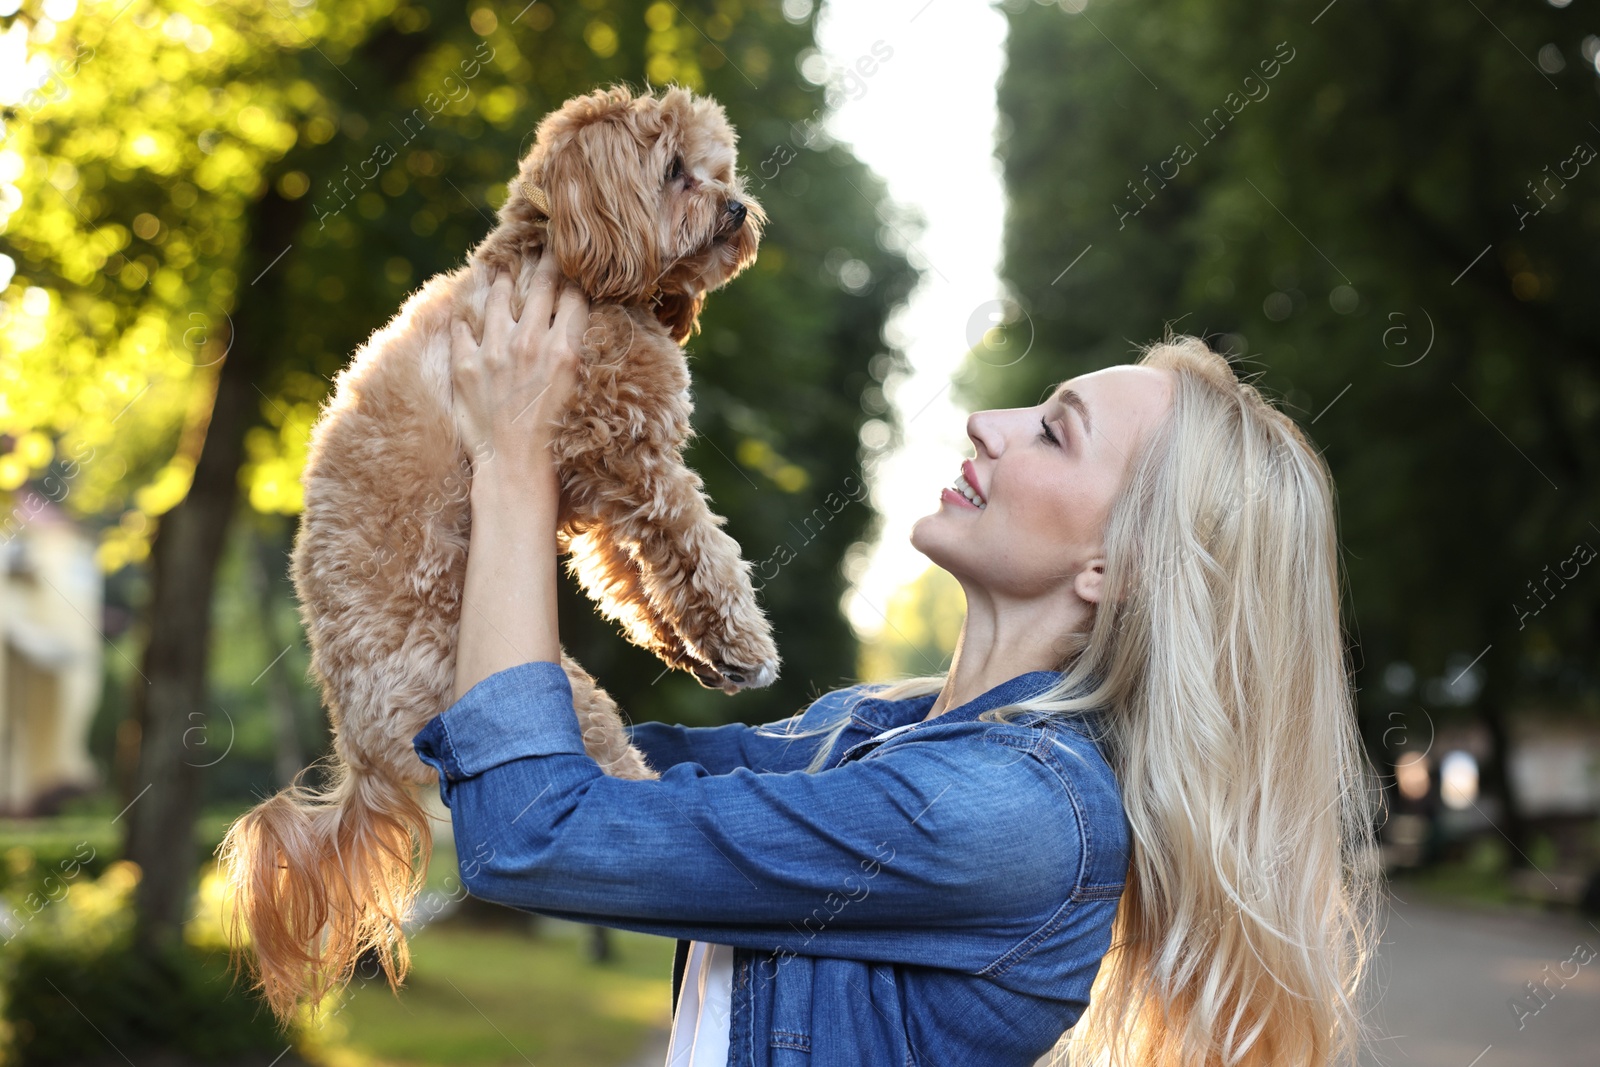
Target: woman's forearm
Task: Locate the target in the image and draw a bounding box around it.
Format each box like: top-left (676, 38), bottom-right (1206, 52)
top-left (453, 455), bottom-right (563, 701)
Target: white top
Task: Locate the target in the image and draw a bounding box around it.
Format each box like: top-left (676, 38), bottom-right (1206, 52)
top-left (663, 724), bottom-right (913, 1065)
top-left (664, 939), bottom-right (735, 1066)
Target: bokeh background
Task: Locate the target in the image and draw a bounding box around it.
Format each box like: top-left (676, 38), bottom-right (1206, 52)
top-left (1, 0), bottom-right (1597, 1064)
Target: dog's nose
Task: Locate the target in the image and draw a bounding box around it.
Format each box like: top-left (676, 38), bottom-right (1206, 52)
top-left (726, 200), bottom-right (747, 228)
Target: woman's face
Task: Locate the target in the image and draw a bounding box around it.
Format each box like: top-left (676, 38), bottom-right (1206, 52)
top-left (911, 364), bottom-right (1174, 604)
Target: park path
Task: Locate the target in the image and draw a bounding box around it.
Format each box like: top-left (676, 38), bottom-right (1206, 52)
top-left (622, 1028), bottom-right (670, 1067)
top-left (1359, 895), bottom-right (1600, 1067)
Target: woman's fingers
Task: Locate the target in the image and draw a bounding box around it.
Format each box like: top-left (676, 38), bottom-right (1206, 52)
top-left (448, 260), bottom-right (593, 470)
top-left (551, 285), bottom-right (589, 359)
top-left (481, 272), bottom-right (514, 352)
top-left (526, 252), bottom-right (561, 331)
top-left (450, 316), bottom-right (477, 363)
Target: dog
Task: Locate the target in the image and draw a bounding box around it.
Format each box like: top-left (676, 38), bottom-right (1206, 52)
top-left (217, 84), bottom-right (779, 1022)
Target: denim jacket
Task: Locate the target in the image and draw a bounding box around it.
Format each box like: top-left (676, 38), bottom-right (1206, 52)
top-left (412, 662), bottom-right (1130, 1067)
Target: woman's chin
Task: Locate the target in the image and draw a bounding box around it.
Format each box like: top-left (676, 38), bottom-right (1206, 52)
top-left (908, 516), bottom-right (957, 566)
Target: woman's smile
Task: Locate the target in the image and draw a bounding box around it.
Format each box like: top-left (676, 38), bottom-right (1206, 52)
top-left (943, 459), bottom-right (988, 511)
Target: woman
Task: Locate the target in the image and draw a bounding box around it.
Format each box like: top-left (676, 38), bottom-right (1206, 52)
top-left (412, 252), bottom-right (1379, 1066)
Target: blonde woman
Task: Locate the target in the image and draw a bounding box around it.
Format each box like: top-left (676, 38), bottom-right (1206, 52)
top-left (413, 255), bottom-right (1379, 1065)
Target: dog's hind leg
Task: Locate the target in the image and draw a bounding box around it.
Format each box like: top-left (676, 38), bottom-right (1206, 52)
top-left (559, 649), bottom-right (659, 780)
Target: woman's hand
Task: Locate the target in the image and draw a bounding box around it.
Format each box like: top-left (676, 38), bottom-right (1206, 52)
top-left (450, 253), bottom-right (588, 696)
top-left (451, 252), bottom-right (589, 480)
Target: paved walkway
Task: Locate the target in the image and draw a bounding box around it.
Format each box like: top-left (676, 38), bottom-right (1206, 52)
top-left (622, 1028), bottom-right (670, 1067)
top-left (1359, 896), bottom-right (1600, 1067)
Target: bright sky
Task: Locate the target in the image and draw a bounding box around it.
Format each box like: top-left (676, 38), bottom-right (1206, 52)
top-left (806, 0), bottom-right (1010, 638)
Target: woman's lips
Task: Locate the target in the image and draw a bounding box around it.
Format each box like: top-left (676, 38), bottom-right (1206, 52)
top-left (948, 462), bottom-right (987, 509)
top-left (941, 487), bottom-right (981, 511)
top-left (961, 460), bottom-right (987, 503)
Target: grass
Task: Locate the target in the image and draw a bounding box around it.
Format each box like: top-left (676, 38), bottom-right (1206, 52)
top-left (1389, 861), bottom-right (1518, 908)
top-left (316, 919), bottom-right (676, 1067)
top-left (0, 814), bottom-right (122, 852)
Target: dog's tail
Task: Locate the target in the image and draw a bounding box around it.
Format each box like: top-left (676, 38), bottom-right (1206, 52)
top-left (216, 763), bottom-right (431, 1023)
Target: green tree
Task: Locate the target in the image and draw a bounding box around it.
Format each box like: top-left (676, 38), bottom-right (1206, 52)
top-left (4, 0), bottom-right (401, 950)
top-left (978, 0), bottom-right (1599, 854)
top-left (2, 0), bottom-right (914, 952)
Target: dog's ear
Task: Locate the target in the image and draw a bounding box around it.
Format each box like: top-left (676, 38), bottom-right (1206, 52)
top-left (543, 115), bottom-right (660, 303)
top-left (654, 289), bottom-right (705, 344)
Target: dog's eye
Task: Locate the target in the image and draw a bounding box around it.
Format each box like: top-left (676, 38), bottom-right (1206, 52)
top-left (665, 155), bottom-right (684, 183)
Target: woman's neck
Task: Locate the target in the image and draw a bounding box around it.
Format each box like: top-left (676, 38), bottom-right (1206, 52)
top-left (924, 585), bottom-right (1091, 720)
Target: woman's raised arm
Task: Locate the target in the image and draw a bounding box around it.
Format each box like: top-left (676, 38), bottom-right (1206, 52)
top-left (449, 253), bottom-right (586, 701)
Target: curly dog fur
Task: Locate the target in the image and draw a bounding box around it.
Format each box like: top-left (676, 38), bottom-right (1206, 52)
top-left (217, 84), bottom-right (778, 1022)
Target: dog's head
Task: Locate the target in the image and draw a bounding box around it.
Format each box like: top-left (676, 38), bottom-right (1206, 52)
top-left (505, 84), bottom-right (765, 343)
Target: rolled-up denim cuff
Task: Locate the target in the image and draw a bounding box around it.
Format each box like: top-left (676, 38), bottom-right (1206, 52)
top-left (412, 660), bottom-right (586, 781)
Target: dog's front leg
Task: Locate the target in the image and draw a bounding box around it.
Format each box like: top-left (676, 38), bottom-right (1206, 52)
top-left (556, 307), bottom-right (779, 692)
top-left (620, 480), bottom-right (781, 692)
top-left (561, 524), bottom-right (729, 687)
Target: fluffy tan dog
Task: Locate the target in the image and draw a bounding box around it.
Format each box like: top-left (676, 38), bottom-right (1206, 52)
top-left (217, 84), bottom-right (778, 1022)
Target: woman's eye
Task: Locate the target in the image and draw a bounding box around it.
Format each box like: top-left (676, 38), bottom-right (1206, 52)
top-left (665, 156), bottom-right (683, 182)
top-left (1038, 416), bottom-right (1060, 446)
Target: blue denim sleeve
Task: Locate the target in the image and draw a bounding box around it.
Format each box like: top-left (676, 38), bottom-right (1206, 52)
top-left (624, 717), bottom-right (815, 775)
top-left (623, 683), bottom-right (873, 774)
top-left (412, 662), bottom-right (1082, 973)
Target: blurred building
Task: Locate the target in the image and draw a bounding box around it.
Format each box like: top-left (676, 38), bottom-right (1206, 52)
top-left (1425, 716), bottom-right (1600, 823)
top-left (1384, 714), bottom-right (1600, 902)
top-left (0, 495), bottom-right (103, 815)
top-left (1508, 718), bottom-right (1600, 816)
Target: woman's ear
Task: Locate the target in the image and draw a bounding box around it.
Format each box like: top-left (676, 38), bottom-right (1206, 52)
top-left (544, 119), bottom-right (660, 303)
top-left (1073, 557), bottom-right (1107, 605)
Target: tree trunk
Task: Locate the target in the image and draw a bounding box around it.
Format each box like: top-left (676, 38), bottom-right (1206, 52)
top-left (122, 187), bottom-right (302, 949)
top-left (1473, 616), bottom-right (1529, 866)
top-left (250, 523), bottom-right (307, 788)
top-left (585, 924), bottom-right (614, 963)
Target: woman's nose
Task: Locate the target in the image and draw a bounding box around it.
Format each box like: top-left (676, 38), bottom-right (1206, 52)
top-left (966, 409), bottom-right (1004, 458)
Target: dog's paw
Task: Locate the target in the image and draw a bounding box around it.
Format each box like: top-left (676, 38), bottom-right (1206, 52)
top-left (724, 659), bottom-right (780, 689)
top-left (687, 660), bottom-right (731, 691)
top-left (683, 657), bottom-right (779, 693)
top-left (713, 658), bottom-right (780, 693)
top-left (685, 620), bottom-right (780, 692)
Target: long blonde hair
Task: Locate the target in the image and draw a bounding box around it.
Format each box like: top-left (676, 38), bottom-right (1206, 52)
top-left (786, 335), bottom-right (1379, 1065)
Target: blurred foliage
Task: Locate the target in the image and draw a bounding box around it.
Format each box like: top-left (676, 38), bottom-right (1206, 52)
top-left (2, 0), bottom-right (918, 820)
top-left (0, 860), bottom-right (297, 1066)
top-left (0, 839), bottom-right (678, 1067)
top-left (0, 838), bottom-right (107, 909)
top-left (0, 813), bottom-right (238, 903)
top-left (857, 562), bottom-right (964, 682)
top-left (1, 0), bottom-right (403, 569)
top-left (978, 0), bottom-right (1600, 798)
top-left (1390, 837), bottom-right (1520, 908)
